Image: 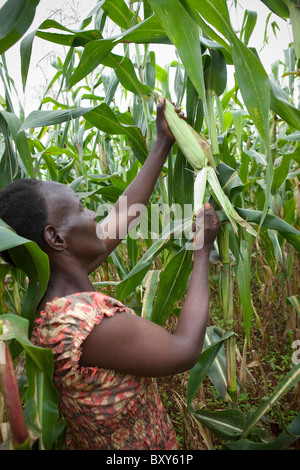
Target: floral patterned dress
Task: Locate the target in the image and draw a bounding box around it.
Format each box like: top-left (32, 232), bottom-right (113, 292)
top-left (31, 291), bottom-right (179, 450)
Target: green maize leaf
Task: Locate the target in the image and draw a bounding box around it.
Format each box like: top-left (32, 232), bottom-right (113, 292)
top-left (217, 162), bottom-right (244, 200)
top-left (117, 14), bottom-right (171, 45)
top-left (43, 145), bottom-right (78, 160)
top-left (39, 18), bottom-right (99, 37)
top-left (206, 167), bottom-right (257, 236)
top-left (0, 220), bottom-right (50, 338)
top-left (204, 327), bottom-right (230, 400)
top-left (25, 355), bottom-right (61, 450)
top-left (187, 328), bottom-right (234, 406)
top-left (228, 40), bottom-right (271, 158)
top-left (279, 131), bottom-right (300, 142)
top-left (127, 235), bottom-right (139, 272)
top-left (36, 19), bottom-right (101, 45)
top-left (0, 314), bottom-right (54, 386)
top-left (141, 270), bottom-right (160, 320)
top-left (0, 314), bottom-right (59, 450)
top-left (235, 207), bottom-right (300, 252)
top-left (20, 30), bottom-right (36, 92)
top-left (271, 148), bottom-right (300, 194)
top-left (224, 413), bottom-right (300, 449)
top-left (186, 76), bottom-right (203, 129)
top-left (241, 10), bottom-right (258, 46)
top-left (19, 107), bottom-right (93, 131)
top-left (180, 0), bottom-right (233, 40)
top-left (0, 116), bottom-right (19, 188)
top-left (35, 29), bottom-right (98, 47)
top-left (181, 1), bottom-right (231, 53)
top-left (110, 250), bottom-right (129, 279)
top-left (172, 149), bottom-right (194, 208)
top-left (79, 2), bottom-right (105, 30)
top-left (89, 185), bottom-right (122, 204)
top-left (101, 5), bottom-right (171, 44)
top-left (287, 295), bottom-right (300, 318)
top-left (103, 70), bottom-right (119, 106)
top-left (234, 240), bottom-right (254, 345)
top-left (0, 111), bottom-right (34, 178)
top-left (288, 0), bottom-right (300, 60)
top-left (116, 236), bottom-right (176, 301)
top-left (190, 408), bottom-right (246, 440)
top-left (260, 0), bottom-right (290, 19)
top-left (270, 76), bottom-right (300, 131)
top-left (268, 229), bottom-right (284, 268)
top-left (101, 0), bottom-right (134, 29)
top-left (84, 103), bottom-right (148, 163)
top-left (0, 0), bottom-right (40, 55)
top-left (230, 109), bottom-right (243, 156)
top-left (150, 248), bottom-right (192, 326)
top-left (9, 243), bottom-right (49, 331)
top-left (101, 53), bottom-right (152, 98)
top-left (115, 219), bottom-right (190, 301)
top-left (0, 219), bottom-right (31, 251)
top-left (204, 49), bottom-right (227, 97)
top-left (148, 0), bottom-right (206, 103)
top-left (241, 363), bottom-right (300, 439)
top-left (67, 39), bottom-right (115, 89)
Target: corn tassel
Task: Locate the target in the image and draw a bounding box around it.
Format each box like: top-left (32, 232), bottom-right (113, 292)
top-left (162, 98), bottom-right (256, 237)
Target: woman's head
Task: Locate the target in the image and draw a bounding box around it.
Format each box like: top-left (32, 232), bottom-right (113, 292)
top-left (0, 179), bottom-right (47, 263)
top-left (0, 179), bottom-right (107, 268)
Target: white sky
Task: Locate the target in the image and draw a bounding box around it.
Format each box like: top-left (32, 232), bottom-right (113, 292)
top-left (0, 0), bottom-right (294, 114)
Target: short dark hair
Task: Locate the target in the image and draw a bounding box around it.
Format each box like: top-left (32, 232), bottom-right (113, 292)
top-left (0, 178), bottom-right (48, 264)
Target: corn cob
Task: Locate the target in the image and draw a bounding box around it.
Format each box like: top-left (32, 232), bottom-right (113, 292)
top-left (163, 99), bottom-right (212, 169)
top-left (162, 98), bottom-right (256, 237)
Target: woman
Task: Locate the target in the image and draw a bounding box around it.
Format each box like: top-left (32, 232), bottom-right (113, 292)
top-left (0, 99), bottom-right (221, 450)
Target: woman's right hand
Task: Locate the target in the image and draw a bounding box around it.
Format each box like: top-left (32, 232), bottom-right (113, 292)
top-left (192, 202), bottom-right (221, 254)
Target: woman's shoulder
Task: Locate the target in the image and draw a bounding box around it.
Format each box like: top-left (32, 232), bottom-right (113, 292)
top-left (34, 291), bottom-right (134, 333)
top-left (43, 291), bottom-right (133, 315)
top-left (31, 291), bottom-right (134, 352)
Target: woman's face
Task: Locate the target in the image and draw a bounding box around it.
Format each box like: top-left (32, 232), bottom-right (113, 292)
top-left (42, 182), bottom-right (107, 267)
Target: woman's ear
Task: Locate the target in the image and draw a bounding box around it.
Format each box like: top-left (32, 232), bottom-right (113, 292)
top-left (43, 225), bottom-right (66, 251)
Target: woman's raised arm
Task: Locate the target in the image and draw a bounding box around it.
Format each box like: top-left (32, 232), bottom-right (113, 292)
top-left (87, 99), bottom-right (180, 273)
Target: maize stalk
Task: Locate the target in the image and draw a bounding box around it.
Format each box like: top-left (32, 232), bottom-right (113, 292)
top-left (162, 98), bottom-right (256, 237)
top-left (0, 340), bottom-right (30, 449)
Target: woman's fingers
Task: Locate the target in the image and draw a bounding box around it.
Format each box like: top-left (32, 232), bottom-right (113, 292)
top-left (174, 105), bottom-right (187, 120)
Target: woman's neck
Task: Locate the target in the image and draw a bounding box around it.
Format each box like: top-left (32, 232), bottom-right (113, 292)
top-left (37, 263), bottom-right (96, 314)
